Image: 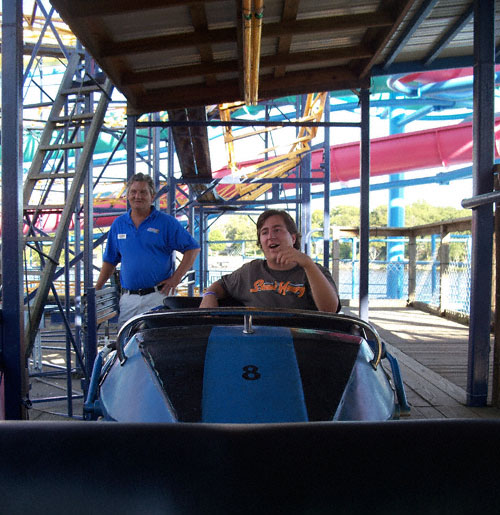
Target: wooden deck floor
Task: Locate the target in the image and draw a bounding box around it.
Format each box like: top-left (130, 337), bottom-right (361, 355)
top-left (343, 300), bottom-right (500, 420)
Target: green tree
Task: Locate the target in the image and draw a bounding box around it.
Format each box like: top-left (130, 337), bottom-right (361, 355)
top-left (208, 228), bottom-right (226, 253)
top-left (405, 201), bottom-right (468, 226)
top-left (331, 205), bottom-right (360, 226)
top-left (221, 215), bottom-right (260, 256)
top-left (370, 205), bottom-right (387, 226)
top-left (311, 209), bottom-right (324, 229)
top-left (314, 206), bottom-right (362, 227)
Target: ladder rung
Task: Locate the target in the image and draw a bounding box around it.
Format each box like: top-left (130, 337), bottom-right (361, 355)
top-left (61, 85), bottom-right (102, 95)
top-left (39, 142), bottom-right (85, 151)
top-left (28, 172), bottom-right (76, 180)
top-left (50, 113), bottom-right (95, 123)
top-left (24, 236), bottom-right (55, 243)
top-left (24, 204), bottom-right (66, 212)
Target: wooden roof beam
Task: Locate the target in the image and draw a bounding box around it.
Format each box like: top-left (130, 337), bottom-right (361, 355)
top-left (96, 11), bottom-right (394, 59)
top-left (119, 44), bottom-right (371, 86)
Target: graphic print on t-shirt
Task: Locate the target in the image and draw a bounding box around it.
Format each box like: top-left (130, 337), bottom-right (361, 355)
top-left (250, 279), bottom-right (306, 298)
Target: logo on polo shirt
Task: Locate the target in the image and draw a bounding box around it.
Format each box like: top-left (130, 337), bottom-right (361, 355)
top-left (147, 227), bottom-right (160, 234)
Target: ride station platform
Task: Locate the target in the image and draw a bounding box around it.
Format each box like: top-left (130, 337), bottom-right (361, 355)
top-left (343, 300), bottom-right (500, 420)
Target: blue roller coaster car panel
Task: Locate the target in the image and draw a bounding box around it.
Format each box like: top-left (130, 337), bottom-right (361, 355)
top-left (91, 308), bottom-right (404, 423)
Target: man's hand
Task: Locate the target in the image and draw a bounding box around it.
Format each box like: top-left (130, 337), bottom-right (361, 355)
top-left (157, 276), bottom-right (180, 296)
top-left (276, 246), bottom-right (339, 312)
top-left (158, 247), bottom-right (200, 295)
top-left (275, 246), bottom-right (313, 269)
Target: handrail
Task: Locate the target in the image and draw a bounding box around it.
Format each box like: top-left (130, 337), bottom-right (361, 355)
top-left (461, 190), bottom-right (500, 210)
top-left (461, 164), bottom-right (500, 209)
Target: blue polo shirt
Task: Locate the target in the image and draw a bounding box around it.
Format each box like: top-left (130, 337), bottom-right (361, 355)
top-left (103, 207), bottom-right (199, 290)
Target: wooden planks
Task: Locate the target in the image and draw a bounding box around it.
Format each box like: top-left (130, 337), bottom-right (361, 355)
top-left (344, 300), bottom-right (500, 419)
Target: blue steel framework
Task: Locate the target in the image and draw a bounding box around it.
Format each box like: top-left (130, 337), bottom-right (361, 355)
top-left (0, 0), bottom-right (498, 418)
top-left (134, 94), bottom-right (352, 294)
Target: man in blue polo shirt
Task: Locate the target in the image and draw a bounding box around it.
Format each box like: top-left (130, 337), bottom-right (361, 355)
top-left (95, 173), bottom-right (200, 327)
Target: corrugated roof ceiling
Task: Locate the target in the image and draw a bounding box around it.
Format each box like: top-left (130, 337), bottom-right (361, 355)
top-left (49, 0), bottom-right (500, 114)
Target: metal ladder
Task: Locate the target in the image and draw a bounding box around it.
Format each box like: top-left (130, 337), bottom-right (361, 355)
top-left (23, 51), bottom-right (113, 360)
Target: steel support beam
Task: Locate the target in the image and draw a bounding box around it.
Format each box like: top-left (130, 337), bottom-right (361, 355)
top-left (323, 94), bottom-right (331, 268)
top-left (359, 88), bottom-right (370, 322)
top-left (1, 0), bottom-right (27, 419)
top-left (126, 114), bottom-right (137, 182)
top-left (467, 0), bottom-right (496, 406)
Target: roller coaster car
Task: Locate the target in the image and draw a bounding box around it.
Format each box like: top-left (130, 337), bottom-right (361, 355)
top-left (84, 303), bottom-right (410, 422)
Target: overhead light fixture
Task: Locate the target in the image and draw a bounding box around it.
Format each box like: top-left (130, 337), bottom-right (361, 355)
top-left (242, 0), bottom-right (263, 106)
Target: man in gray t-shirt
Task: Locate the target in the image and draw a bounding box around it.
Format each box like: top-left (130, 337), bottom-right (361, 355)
top-left (200, 210), bottom-right (340, 313)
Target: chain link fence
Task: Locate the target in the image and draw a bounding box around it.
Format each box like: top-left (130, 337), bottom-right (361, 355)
top-left (206, 240), bottom-right (260, 286)
top-left (337, 234), bottom-right (472, 314)
top-left (207, 233), bottom-right (473, 315)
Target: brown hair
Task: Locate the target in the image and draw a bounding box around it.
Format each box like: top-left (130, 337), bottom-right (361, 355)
top-left (256, 209), bottom-right (301, 250)
top-left (127, 173), bottom-right (156, 197)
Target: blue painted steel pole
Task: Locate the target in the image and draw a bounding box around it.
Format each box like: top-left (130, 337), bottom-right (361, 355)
top-left (467, 0), bottom-right (495, 406)
top-left (126, 114), bottom-right (137, 183)
top-left (64, 193), bottom-right (73, 418)
top-left (82, 51), bottom-right (94, 411)
top-left (83, 51), bottom-right (95, 291)
top-left (188, 202), bottom-right (197, 295)
top-left (152, 112), bottom-right (161, 210)
top-left (83, 288), bottom-right (97, 399)
top-left (359, 88), bottom-right (370, 321)
top-left (351, 239), bottom-right (356, 299)
top-left (323, 94), bottom-right (331, 268)
top-left (1, 0), bottom-right (27, 419)
top-left (301, 150), bottom-right (312, 254)
top-left (387, 111), bottom-right (405, 299)
top-left (200, 207), bottom-right (207, 292)
top-left (168, 127), bottom-right (176, 214)
top-left (300, 96), bottom-right (312, 255)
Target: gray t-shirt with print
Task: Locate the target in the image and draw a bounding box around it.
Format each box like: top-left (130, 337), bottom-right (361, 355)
top-left (220, 259), bottom-right (340, 311)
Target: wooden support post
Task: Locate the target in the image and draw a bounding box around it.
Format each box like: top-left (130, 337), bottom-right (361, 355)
top-left (407, 234), bottom-right (417, 304)
top-left (439, 229), bottom-right (451, 314)
top-left (332, 227), bottom-right (340, 293)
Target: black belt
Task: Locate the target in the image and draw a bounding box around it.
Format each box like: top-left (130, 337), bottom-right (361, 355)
top-left (122, 286), bottom-right (160, 296)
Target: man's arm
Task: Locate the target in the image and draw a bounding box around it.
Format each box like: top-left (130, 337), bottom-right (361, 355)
top-left (199, 280), bottom-right (227, 308)
top-left (275, 247), bottom-right (340, 313)
top-left (158, 248), bottom-right (200, 294)
top-left (95, 261), bottom-right (117, 290)
top-left (302, 260), bottom-right (340, 313)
